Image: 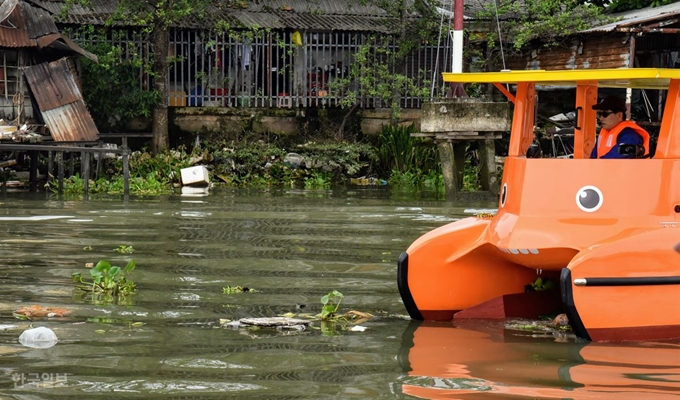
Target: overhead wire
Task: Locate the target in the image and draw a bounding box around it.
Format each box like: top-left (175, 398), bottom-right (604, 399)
top-left (431, 0), bottom-right (453, 99)
top-left (430, 3), bottom-right (447, 99)
top-left (493, 0), bottom-right (507, 70)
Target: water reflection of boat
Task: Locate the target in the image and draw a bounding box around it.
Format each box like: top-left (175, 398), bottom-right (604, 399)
top-left (398, 321), bottom-right (680, 399)
top-left (397, 69), bottom-right (680, 342)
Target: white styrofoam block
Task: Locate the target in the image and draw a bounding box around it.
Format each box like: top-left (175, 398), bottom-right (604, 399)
top-left (181, 165), bottom-right (210, 186)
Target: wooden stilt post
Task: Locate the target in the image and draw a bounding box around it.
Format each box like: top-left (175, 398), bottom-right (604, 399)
top-left (123, 148), bottom-right (130, 198)
top-left (69, 153), bottom-right (74, 177)
top-left (58, 151), bottom-right (64, 194)
top-left (29, 150), bottom-right (38, 192)
top-left (47, 151), bottom-right (53, 187)
top-left (95, 149), bottom-right (102, 180)
top-left (1, 165), bottom-right (6, 194)
top-left (82, 151), bottom-right (89, 200)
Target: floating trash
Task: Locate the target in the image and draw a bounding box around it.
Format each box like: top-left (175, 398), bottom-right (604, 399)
top-left (18, 327), bottom-right (58, 349)
top-left (221, 317), bottom-right (312, 332)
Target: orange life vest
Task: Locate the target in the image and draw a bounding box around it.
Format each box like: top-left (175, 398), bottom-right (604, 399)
top-left (596, 121), bottom-right (650, 158)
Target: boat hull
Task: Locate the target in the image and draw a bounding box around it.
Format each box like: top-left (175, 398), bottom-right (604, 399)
top-left (397, 217), bottom-right (540, 321)
top-left (562, 228), bottom-right (680, 341)
top-left (398, 157), bottom-right (680, 341)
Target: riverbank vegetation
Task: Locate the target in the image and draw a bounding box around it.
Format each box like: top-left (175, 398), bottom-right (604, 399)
top-left (50, 124), bottom-right (490, 197)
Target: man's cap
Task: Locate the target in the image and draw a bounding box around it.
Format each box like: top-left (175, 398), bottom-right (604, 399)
top-left (592, 95), bottom-right (626, 113)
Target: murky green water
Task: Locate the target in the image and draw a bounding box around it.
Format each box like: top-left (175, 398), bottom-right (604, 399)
top-left (0, 188), bottom-right (678, 399)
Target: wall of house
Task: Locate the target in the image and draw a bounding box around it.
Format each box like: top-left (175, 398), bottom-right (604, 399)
top-left (0, 49), bottom-right (34, 122)
top-left (507, 34), bottom-right (632, 70)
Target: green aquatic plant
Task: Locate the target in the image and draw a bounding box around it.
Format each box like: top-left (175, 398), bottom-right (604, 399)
top-left (223, 285), bottom-right (258, 294)
top-left (378, 124), bottom-right (439, 176)
top-left (72, 259), bottom-right (137, 303)
top-left (303, 172), bottom-right (331, 189)
top-left (528, 277), bottom-right (555, 292)
top-left (114, 245), bottom-right (135, 254)
top-left (320, 290), bottom-right (344, 321)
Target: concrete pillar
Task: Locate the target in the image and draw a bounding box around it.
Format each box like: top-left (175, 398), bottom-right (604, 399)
top-left (437, 141), bottom-right (457, 198)
top-left (479, 138), bottom-right (499, 194)
top-left (453, 142), bottom-right (466, 190)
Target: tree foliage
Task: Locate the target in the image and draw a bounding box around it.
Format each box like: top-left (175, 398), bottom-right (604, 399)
top-left (331, 0), bottom-right (441, 126)
top-left (475, 0), bottom-right (609, 52)
top-left (63, 0), bottom-right (223, 153)
top-left (69, 26), bottom-right (158, 132)
top-left (329, 38), bottom-right (431, 120)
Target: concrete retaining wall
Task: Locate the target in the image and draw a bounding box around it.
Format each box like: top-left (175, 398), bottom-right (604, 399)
top-left (168, 107), bottom-right (428, 136)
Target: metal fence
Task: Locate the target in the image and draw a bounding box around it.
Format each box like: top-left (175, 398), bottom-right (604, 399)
top-left (73, 28), bottom-right (454, 110)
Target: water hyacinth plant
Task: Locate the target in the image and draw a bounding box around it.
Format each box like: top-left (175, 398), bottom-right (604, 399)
top-left (320, 290), bottom-right (344, 321)
top-left (72, 259), bottom-right (137, 303)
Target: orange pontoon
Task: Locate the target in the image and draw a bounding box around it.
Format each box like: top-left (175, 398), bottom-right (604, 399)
top-left (397, 69), bottom-right (680, 342)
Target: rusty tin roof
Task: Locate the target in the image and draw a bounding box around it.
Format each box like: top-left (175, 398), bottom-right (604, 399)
top-left (585, 2), bottom-right (680, 33)
top-left (0, 0), bottom-right (97, 60)
top-left (24, 58), bottom-right (99, 142)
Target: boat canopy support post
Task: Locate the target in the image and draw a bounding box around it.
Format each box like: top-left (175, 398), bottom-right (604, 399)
top-left (508, 82), bottom-right (536, 157)
top-left (656, 78), bottom-right (680, 159)
top-left (573, 83), bottom-right (598, 159)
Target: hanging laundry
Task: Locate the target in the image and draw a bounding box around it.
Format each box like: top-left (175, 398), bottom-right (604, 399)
top-left (242, 40), bottom-right (251, 70)
top-left (292, 31), bottom-right (302, 46)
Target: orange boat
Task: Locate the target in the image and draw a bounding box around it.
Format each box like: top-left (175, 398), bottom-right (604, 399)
top-left (397, 68), bottom-right (680, 342)
top-left (399, 321), bottom-right (680, 399)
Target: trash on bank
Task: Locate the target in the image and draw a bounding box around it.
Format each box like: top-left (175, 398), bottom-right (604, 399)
top-left (180, 165), bottom-right (210, 186)
top-left (180, 165), bottom-right (211, 196)
top-left (349, 176), bottom-right (387, 186)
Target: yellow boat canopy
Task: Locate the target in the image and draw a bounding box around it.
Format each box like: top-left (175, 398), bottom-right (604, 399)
top-left (442, 68), bottom-right (680, 90)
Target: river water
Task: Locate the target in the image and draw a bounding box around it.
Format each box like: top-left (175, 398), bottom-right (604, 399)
top-left (0, 188), bottom-right (678, 399)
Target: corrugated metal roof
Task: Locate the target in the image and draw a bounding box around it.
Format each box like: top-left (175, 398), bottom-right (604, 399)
top-left (27, 0), bottom-right (487, 31)
top-left (20, 0), bottom-right (58, 39)
top-left (0, 0), bottom-right (97, 60)
top-left (0, 0), bottom-right (54, 47)
top-left (23, 58), bottom-right (99, 142)
top-left (584, 2), bottom-right (680, 33)
top-left (224, 10), bottom-right (398, 32)
top-left (245, 0), bottom-right (391, 15)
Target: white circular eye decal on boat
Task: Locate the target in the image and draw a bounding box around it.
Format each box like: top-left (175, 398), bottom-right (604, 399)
top-left (576, 185), bottom-right (603, 212)
top-left (500, 183), bottom-right (508, 207)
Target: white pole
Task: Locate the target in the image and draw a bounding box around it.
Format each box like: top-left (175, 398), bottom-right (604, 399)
top-left (452, 30), bottom-right (463, 73)
top-left (452, 0), bottom-right (464, 73)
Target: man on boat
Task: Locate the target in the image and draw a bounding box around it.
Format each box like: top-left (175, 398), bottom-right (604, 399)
top-left (590, 95), bottom-right (650, 159)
